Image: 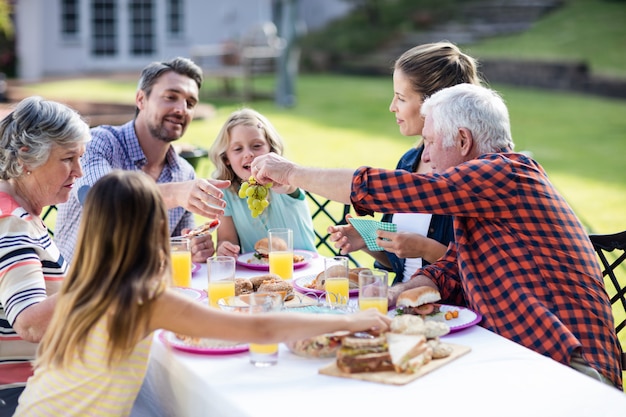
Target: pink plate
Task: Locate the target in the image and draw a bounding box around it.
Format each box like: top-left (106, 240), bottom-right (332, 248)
top-left (388, 304), bottom-right (482, 333)
top-left (158, 330), bottom-right (249, 355)
top-left (236, 250), bottom-right (317, 271)
top-left (292, 274), bottom-right (359, 298)
top-left (172, 287), bottom-right (206, 301)
top-left (192, 262), bottom-right (201, 275)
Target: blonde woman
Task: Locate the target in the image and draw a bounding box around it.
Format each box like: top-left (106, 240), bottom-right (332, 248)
top-left (15, 171), bottom-right (389, 416)
top-left (208, 108), bottom-right (316, 257)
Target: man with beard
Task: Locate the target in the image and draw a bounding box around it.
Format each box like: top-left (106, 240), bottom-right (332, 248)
top-left (56, 57), bottom-right (228, 265)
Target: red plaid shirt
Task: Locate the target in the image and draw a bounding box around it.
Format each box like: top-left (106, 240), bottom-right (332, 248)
top-left (351, 153), bottom-right (622, 388)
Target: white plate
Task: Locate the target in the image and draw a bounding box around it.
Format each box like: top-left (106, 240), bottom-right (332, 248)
top-left (236, 250), bottom-right (317, 271)
top-left (388, 304), bottom-right (482, 333)
top-left (292, 274), bottom-right (359, 297)
top-left (172, 287), bottom-right (206, 301)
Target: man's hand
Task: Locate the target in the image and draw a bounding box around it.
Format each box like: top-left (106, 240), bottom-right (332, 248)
top-left (185, 232), bottom-right (216, 263)
top-left (251, 153), bottom-right (297, 187)
top-left (161, 179), bottom-right (230, 218)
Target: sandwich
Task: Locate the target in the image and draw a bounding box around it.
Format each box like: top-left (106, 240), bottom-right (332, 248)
top-left (235, 274), bottom-right (294, 301)
top-left (395, 287), bottom-right (445, 322)
top-left (251, 238), bottom-right (305, 264)
top-left (309, 267), bottom-right (368, 291)
top-left (336, 333), bottom-right (394, 373)
top-left (386, 333), bottom-right (433, 373)
top-left (185, 219), bottom-right (220, 237)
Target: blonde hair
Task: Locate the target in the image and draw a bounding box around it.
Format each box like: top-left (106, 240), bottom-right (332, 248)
top-left (394, 41), bottom-right (482, 99)
top-left (208, 108), bottom-right (285, 192)
top-left (35, 170), bottom-right (171, 368)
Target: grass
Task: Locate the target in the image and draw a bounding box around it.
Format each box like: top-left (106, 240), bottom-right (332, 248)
top-left (465, 0), bottom-right (626, 78)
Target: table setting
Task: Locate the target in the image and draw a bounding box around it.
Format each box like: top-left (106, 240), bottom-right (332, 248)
top-left (131, 238), bottom-right (626, 417)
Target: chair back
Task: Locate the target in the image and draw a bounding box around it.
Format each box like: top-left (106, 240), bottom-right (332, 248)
top-left (42, 205), bottom-right (58, 237)
top-left (305, 191), bottom-right (360, 267)
top-left (589, 230), bottom-right (626, 369)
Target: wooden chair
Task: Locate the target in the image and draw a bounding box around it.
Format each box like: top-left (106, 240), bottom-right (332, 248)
top-left (305, 191), bottom-right (360, 268)
top-left (589, 230), bottom-right (626, 369)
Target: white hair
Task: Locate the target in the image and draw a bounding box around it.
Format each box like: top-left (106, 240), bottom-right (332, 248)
top-left (421, 83), bottom-right (514, 154)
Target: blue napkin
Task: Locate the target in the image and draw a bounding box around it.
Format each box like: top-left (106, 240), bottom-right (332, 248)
top-left (348, 218), bottom-right (397, 251)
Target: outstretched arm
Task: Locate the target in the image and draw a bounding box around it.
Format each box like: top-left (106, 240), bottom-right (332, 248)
top-left (252, 153), bottom-right (354, 204)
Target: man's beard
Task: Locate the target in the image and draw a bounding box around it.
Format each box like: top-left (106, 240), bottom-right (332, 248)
top-left (148, 119), bottom-right (185, 143)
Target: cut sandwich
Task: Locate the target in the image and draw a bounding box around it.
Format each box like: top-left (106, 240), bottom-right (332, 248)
top-left (336, 334), bottom-right (394, 373)
top-left (395, 287), bottom-right (445, 322)
top-left (386, 333), bottom-right (433, 373)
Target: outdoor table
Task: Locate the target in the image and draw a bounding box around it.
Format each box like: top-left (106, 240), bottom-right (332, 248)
top-left (131, 257), bottom-right (626, 417)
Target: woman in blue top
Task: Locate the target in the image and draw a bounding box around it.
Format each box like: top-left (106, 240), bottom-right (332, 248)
top-left (328, 42), bottom-right (481, 284)
top-left (209, 108), bottom-right (316, 257)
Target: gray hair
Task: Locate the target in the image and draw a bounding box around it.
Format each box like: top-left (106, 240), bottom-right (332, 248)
top-left (0, 96), bottom-right (91, 180)
top-left (421, 83), bottom-right (514, 155)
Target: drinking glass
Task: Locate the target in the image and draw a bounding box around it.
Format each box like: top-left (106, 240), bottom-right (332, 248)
top-left (324, 256), bottom-right (350, 306)
top-left (246, 292), bottom-right (284, 367)
top-left (207, 256), bottom-right (236, 308)
top-left (170, 236), bottom-right (192, 287)
top-left (358, 269), bottom-right (389, 314)
top-left (268, 228), bottom-right (293, 280)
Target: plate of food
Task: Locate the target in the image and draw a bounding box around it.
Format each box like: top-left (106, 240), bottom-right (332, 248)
top-left (292, 271), bottom-right (363, 298)
top-left (158, 330), bottom-right (249, 355)
top-left (389, 287), bottom-right (482, 333)
top-left (237, 248), bottom-right (317, 271)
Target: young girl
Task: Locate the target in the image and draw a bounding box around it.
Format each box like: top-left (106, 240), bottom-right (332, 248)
top-left (208, 108), bottom-right (316, 257)
top-left (14, 170), bottom-right (389, 416)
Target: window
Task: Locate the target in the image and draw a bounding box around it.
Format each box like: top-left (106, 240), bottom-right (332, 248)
top-left (91, 0), bottom-right (117, 56)
top-left (61, 0), bottom-right (79, 36)
top-left (129, 0), bottom-right (155, 55)
top-left (167, 0), bottom-right (184, 37)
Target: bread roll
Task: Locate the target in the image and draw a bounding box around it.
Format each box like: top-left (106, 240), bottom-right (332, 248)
top-left (234, 278), bottom-right (253, 295)
top-left (249, 273), bottom-right (282, 291)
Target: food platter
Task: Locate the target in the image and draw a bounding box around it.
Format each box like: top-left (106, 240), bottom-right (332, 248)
top-left (236, 250), bottom-right (317, 271)
top-left (388, 304), bottom-right (482, 333)
top-left (158, 330), bottom-right (248, 355)
top-left (292, 274), bottom-right (359, 298)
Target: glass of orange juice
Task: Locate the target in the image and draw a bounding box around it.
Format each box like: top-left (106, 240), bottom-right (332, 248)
top-left (324, 256), bottom-right (350, 306)
top-left (246, 292), bottom-right (284, 367)
top-left (358, 269), bottom-right (389, 314)
top-left (170, 236), bottom-right (192, 287)
top-left (207, 256), bottom-right (236, 308)
top-left (268, 228), bottom-right (293, 280)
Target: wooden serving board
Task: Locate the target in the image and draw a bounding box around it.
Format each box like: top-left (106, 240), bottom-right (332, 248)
top-left (318, 343), bottom-right (471, 385)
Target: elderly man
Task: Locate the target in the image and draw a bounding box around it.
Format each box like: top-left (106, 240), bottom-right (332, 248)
top-left (251, 83), bottom-right (622, 389)
top-left (56, 57), bottom-right (228, 264)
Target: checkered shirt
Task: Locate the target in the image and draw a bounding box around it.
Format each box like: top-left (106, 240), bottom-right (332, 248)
top-left (351, 152), bottom-right (622, 388)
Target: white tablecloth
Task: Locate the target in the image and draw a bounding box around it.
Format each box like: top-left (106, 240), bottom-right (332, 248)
top-left (132, 258), bottom-right (626, 417)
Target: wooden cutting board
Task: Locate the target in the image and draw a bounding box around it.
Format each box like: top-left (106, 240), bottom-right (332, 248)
top-left (318, 343), bottom-right (471, 385)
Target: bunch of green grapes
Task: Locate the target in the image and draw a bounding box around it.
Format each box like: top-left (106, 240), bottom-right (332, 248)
top-left (238, 176), bottom-right (273, 218)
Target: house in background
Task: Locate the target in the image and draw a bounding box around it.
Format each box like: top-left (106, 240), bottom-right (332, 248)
top-left (14, 0), bottom-right (351, 82)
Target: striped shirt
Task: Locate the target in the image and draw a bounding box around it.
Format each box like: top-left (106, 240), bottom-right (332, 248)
top-left (351, 152), bottom-right (622, 388)
top-left (55, 120), bottom-right (196, 264)
top-left (0, 192), bottom-right (67, 392)
top-left (14, 317), bottom-right (153, 416)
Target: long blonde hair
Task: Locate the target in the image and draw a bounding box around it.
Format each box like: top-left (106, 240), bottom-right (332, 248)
top-left (208, 108), bottom-right (285, 192)
top-left (35, 170), bottom-right (171, 368)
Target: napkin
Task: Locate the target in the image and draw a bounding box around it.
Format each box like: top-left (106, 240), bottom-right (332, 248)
top-left (348, 218), bottom-right (397, 251)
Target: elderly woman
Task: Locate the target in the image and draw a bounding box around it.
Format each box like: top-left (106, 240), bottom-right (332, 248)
top-left (0, 96), bottom-right (90, 416)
